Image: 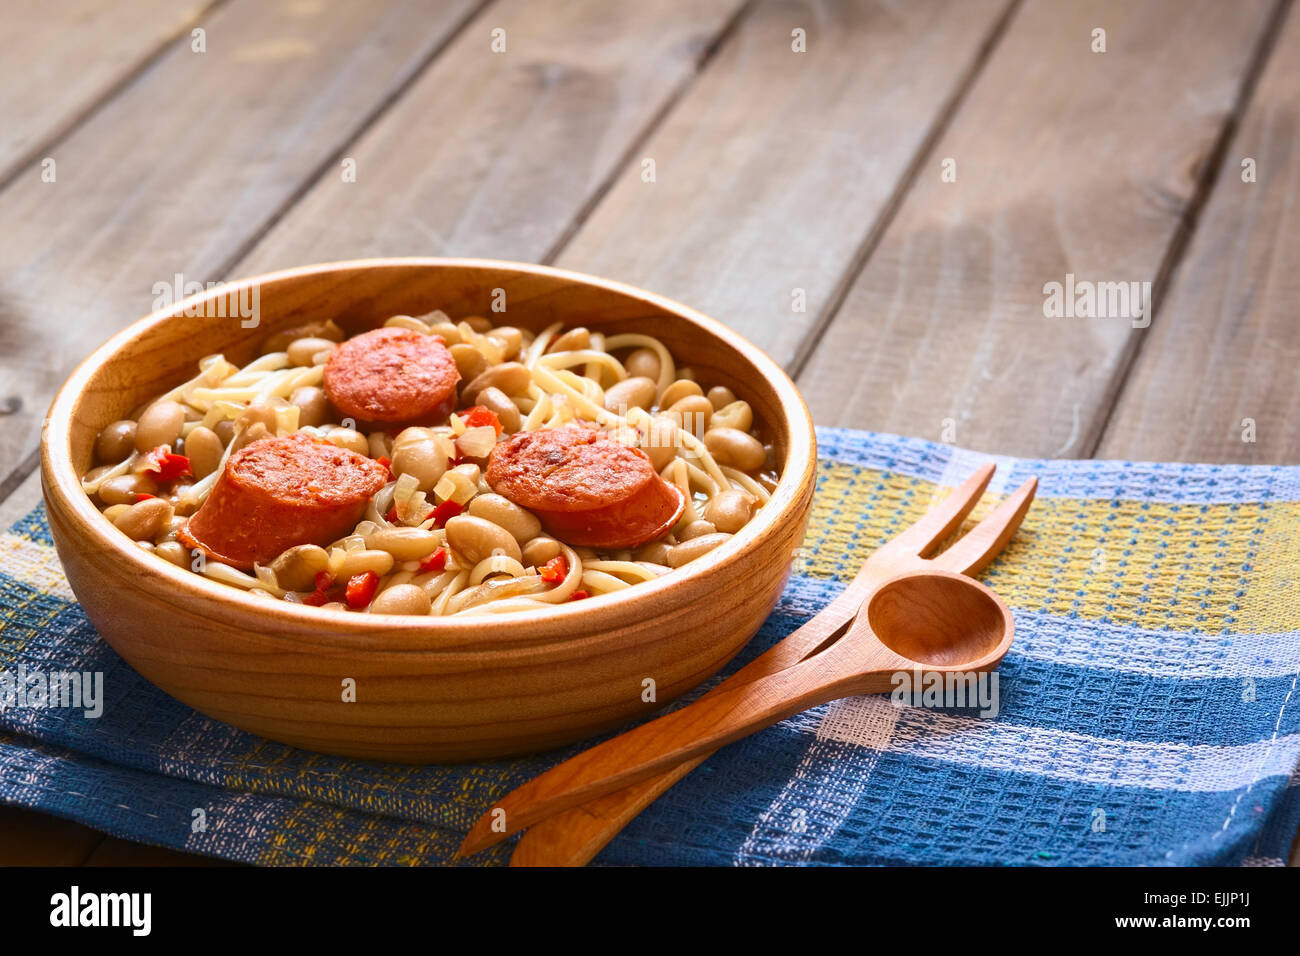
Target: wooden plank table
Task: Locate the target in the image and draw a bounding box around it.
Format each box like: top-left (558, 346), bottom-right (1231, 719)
top-left (1, 0), bottom-right (1296, 866)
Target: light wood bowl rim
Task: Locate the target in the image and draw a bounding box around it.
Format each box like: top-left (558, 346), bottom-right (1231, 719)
top-left (40, 258), bottom-right (817, 656)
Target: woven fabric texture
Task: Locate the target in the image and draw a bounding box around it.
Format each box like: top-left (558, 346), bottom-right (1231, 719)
top-left (1, 428), bottom-right (1297, 866)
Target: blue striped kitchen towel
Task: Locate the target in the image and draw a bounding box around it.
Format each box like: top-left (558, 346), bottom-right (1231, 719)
top-left (1, 428), bottom-right (1297, 865)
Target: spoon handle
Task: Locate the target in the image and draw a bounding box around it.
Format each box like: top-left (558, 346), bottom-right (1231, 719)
top-left (460, 640), bottom-right (897, 858)
top-left (509, 573), bottom-right (877, 866)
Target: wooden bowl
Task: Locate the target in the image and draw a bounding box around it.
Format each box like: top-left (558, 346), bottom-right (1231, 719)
top-left (40, 259), bottom-right (817, 762)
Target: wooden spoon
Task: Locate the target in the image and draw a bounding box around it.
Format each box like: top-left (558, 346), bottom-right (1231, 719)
top-left (459, 566), bottom-right (1014, 858)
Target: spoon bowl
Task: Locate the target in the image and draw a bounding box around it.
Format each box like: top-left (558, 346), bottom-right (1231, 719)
top-left (865, 570), bottom-right (1013, 669)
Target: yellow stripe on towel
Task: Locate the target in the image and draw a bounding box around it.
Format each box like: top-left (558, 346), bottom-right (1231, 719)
top-left (800, 463), bottom-right (1300, 635)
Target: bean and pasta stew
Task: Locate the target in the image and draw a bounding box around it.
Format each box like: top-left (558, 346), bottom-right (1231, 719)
top-left (83, 312), bottom-right (780, 616)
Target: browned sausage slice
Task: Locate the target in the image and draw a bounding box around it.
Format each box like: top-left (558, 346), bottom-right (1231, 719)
top-left (486, 427), bottom-right (685, 549)
top-left (178, 432), bottom-right (388, 570)
top-left (323, 327), bottom-right (460, 429)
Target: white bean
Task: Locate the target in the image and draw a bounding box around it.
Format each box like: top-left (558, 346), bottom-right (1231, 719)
top-left (97, 473), bottom-right (158, 506)
top-left (468, 493), bottom-right (542, 543)
top-left (324, 427), bottom-right (369, 456)
top-left (604, 376), bottom-right (657, 414)
top-left (703, 427), bottom-right (765, 472)
top-left (134, 401), bottom-right (186, 452)
top-left (624, 347), bottom-right (660, 381)
top-left (113, 497), bottom-right (174, 542)
top-left (365, 527), bottom-right (441, 561)
top-left (269, 544), bottom-right (329, 591)
top-left (184, 426), bottom-right (223, 479)
top-left (548, 327), bottom-right (591, 353)
top-left (477, 386), bottom-right (521, 433)
top-left (463, 362), bottom-right (532, 403)
top-left (445, 515), bottom-right (522, 565)
top-left (95, 420), bottom-right (137, 463)
top-left (707, 386), bottom-right (737, 411)
top-left (450, 343), bottom-right (487, 382)
top-left (290, 386), bottom-right (331, 428)
top-left (703, 489), bottom-right (755, 533)
top-left (370, 584), bottom-right (432, 616)
top-left (711, 400), bottom-right (754, 432)
top-left (677, 519), bottom-right (717, 541)
top-left (666, 532), bottom-right (731, 568)
top-left (522, 536), bottom-right (561, 566)
top-left (659, 379), bottom-right (702, 410)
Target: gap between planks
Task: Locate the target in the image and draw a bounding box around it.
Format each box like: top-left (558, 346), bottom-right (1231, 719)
top-left (785, 0), bottom-right (1023, 382)
top-left (0, 0), bottom-right (497, 510)
top-left (202, 0), bottom-right (496, 286)
top-left (537, 0), bottom-right (759, 266)
top-left (0, 0), bottom-right (229, 191)
top-left (1082, 0), bottom-right (1295, 459)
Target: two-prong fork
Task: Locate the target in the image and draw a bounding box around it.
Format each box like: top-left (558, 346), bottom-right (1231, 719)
top-left (460, 463), bottom-right (1037, 864)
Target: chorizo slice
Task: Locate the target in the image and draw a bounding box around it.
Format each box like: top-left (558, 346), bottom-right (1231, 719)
top-left (178, 432), bottom-right (388, 570)
top-left (322, 327), bottom-right (460, 429)
top-left (486, 427), bottom-right (685, 549)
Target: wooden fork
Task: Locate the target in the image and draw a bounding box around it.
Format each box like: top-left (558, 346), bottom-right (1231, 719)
top-left (460, 463), bottom-right (1037, 863)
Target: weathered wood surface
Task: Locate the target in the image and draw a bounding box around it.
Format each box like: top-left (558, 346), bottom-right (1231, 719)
top-left (234, 0), bottom-right (749, 272)
top-left (0, 806), bottom-right (105, 865)
top-left (1097, 3), bottom-right (1300, 464)
top-left (0, 0), bottom-right (483, 488)
top-left (796, 0), bottom-right (1283, 458)
top-left (0, 0), bottom-right (215, 184)
top-left (1, 0), bottom-right (1297, 865)
top-left (556, 0), bottom-right (1017, 369)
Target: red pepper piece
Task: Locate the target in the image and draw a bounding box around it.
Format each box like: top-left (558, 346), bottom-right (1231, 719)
top-left (418, 547), bottom-right (448, 574)
top-left (345, 570), bottom-right (380, 609)
top-left (377, 456), bottom-right (393, 479)
top-left (569, 589), bottom-right (590, 601)
top-left (384, 505), bottom-right (399, 524)
top-left (142, 445), bottom-right (192, 482)
top-left (540, 555), bottom-right (568, 583)
top-left (133, 493), bottom-right (156, 502)
top-left (303, 570), bottom-right (340, 606)
top-left (460, 406), bottom-right (502, 436)
top-left (431, 500), bottom-right (464, 528)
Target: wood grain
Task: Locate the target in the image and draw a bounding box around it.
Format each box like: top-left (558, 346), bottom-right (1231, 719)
top-left (0, 469), bottom-right (42, 533)
top-left (0, 0), bottom-right (483, 489)
top-left (556, 0), bottom-right (1016, 368)
top-left (796, 0), bottom-right (1282, 457)
top-left (0, 805), bottom-right (104, 865)
top-left (1097, 4), bottom-right (1300, 464)
top-left (0, 0), bottom-right (215, 184)
top-left (233, 0), bottom-right (747, 271)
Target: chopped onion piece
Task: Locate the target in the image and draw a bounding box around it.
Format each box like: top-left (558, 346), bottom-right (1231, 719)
top-left (456, 425), bottom-right (497, 458)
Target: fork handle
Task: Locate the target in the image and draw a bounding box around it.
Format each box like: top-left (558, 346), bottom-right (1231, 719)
top-left (460, 641), bottom-right (895, 858)
top-left (509, 752), bottom-right (711, 866)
